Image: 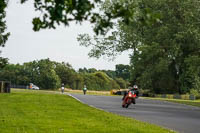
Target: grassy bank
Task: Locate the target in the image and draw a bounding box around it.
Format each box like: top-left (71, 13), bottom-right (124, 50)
top-left (144, 97), bottom-right (200, 107)
top-left (0, 89), bottom-right (175, 133)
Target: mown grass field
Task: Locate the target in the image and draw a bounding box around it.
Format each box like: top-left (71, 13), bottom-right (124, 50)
top-left (0, 89), bottom-right (175, 133)
top-left (144, 97), bottom-right (200, 107)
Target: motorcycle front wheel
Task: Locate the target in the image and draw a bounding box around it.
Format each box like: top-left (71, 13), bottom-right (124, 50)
top-left (125, 103), bottom-right (130, 108)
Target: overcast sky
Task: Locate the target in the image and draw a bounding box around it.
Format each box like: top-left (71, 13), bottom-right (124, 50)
top-left (1, 0), bottom-right (130, 70)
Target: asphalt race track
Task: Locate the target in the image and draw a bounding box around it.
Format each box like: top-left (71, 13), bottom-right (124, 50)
top-left (69, 93), bottom-right (200, 133)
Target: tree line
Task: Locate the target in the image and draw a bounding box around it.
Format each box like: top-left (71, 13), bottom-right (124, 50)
top-left (0, 58), bottom-right (130, 90)
top-left (78, 0), bottom-right (200, 96)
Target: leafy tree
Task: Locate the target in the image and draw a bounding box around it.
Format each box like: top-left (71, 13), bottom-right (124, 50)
top-left (0, 57), bottom-right (8, 69)
top-left (54, 62), bottom-right (76, 88)
top-left (115, 64), bottom-right (130, 81)
top-left (0, 58), bottom-right (124, 91)
top-left (129, 0), bottom-right (200, 94)
top-left (92, 72), bottom-right (110, 90)
top-left (110, 80), bottom-right (120, 90)
top-left (71, 73), bottom-right (84, 90)
top-left (0, 63), bottom-right (30, 85)
top-left (0, 64), bottom-right (17, 83)
top-left (14, 64), bottom-right (31, 85)
top-left (78, 0), bottom-right (200, 94)
top-left (36, 59), bottom-right (61, 89)
top-left (78, 67), bottom-right (89, 73)
top-left (93, 71), bottom-right (120, 90)
top-left (0, 0), bottom-right (10, 63)
top-left (23, 61), bottom-right (40, 84)
top-left (23, 59), bottom-right (61, 89)
top-left (0, 0), bottom-right (9, 48)
top-left (20, 0), bottom-right (144, 35)
top-left (115, 78), bottom-right (127, 89)
top-left (94, 71), bottom-right (110, 82)
top-left (82, 73), bottom-right (99, 90)
top-left (82, 71), bottom-right (119, 90)
top-left (54, 62), bottom-right (84, 90)
top-left (88, 68), bottom-right (97, 73)
top-left (101, 69), bottom-right (116, 79)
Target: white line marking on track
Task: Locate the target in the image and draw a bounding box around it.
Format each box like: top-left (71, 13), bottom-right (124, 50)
top-left (66, 93), bottom-right (109, 112)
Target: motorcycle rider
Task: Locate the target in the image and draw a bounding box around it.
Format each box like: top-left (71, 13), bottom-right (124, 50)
top-left (133, 85), bottom-right (139, 97)
top-left (122, 85), bottom-right (139, 104)
top-left (83, 85), bottom-right (87, 95)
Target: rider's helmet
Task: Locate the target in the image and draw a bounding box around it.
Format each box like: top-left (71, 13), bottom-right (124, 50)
top-left (133, 85), bottom-right (138, 89)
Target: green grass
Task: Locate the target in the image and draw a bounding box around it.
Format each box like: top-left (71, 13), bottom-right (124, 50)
top-left (144, 97), bottom-right (200, 107)
top-left (0, 89), bottom-right (175, 133)
top-left (63, 89), bottom-right (111, 96)
top-left (66, 91), bottom-right (111, 96)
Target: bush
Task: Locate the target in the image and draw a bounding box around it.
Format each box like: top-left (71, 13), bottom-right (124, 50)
top-left (115, 78), bottom-right (126, 89)
top-left (196, 95), bottom-right (200, 99)
top-left (139, 89), bottom-right (155, 97)
top-left (82, 72), bottom-right (120, 91)
top-left (190, 89), bottom-right (199, 96)
top-left (189, 89), bottom-right (200, 99)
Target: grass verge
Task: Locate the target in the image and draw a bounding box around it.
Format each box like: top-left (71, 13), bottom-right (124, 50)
top-left (143, 97), bottom-right (200, 107)
top-left (0, 89), bottom-right (175, 133)
top-left (63, 89), bottom-right (111, 96)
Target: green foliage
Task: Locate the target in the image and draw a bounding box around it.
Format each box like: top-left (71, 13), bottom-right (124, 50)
top-left (79, 67), bottom-right (89, 73)
top-left (54, 62), bottom-right (76, 88)
top-left (0, 59), bottom-right (61, 90)
top-left (115, 64), bottom-right (130, 81)
top-left (79, 67), bottom-right (97, 74)
top-left (131, 0), bottom-right (200, 94)
top-left (0, 58), bottom-right (127, 90)
top-left (115, 78), bottom-right (127, 89)
top-left (193, 76), bottom-right (200, 93)
top-left (82, 71), bottom-right (120, 90)
top-left (110, 79), bottom-right (120, 90)
top-left (78, 0), bottom-right (200, 94)
top-left (71, 73), bottom-right (84, 90)
top-left (0, 56), bottom-right (8, 69)
top-left (88, 68), bottom-right (97, 73)
top-left (0, 0), bottom-right (10, 61)
top-left (101, 69), bottom-right (116, 79)
top-left (93, 71), bottom-right (110, 82)
top-left (20, 0), bottom-right (136, 35)
top-left (25, 59), bottom-right (61, 89)
top-left (190, 89), bottom-right (199, 96)
top-left (83, 73), bottom-right (101, 90)
top-left (0, 64), bottom-right (30, 85)
top-left (0, 0), bottom-right (9, 48)
top-left (18, 0), bottom-right (161, 35)
top-left (78, 67), bottom-right (129, 90)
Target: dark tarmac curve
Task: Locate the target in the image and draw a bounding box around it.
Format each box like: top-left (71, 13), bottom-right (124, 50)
top-left (69, 93), bottom-right (200, 133)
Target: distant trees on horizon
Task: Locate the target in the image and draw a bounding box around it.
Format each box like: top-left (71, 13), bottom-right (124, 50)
top-left (0, 58), bottom-right (129, 91)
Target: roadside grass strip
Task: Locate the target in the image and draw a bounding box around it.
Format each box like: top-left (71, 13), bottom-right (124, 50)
top-left (0, 89), bottom-right (175, 133)
top-left (63, 89), bottom-right (111, 96)
top-left (144, 97), bottom-right (200, 107)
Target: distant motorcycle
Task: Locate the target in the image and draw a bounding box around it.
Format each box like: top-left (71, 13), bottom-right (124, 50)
top-left (122, 90), bottom-right (137, 108)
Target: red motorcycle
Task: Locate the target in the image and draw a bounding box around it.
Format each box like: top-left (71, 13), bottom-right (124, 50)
top-left (122, 90), bottom-right (137, 108)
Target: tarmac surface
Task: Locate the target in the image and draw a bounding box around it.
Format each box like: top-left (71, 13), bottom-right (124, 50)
top-left (69, 93), bottom-right (200, 133)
